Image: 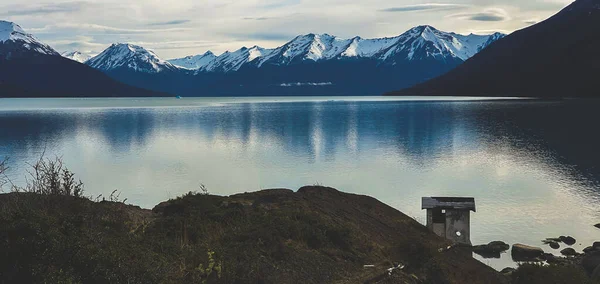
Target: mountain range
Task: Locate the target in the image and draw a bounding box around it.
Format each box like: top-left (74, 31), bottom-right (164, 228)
top-left (70, 26), bottom-right (504, 96)
top-left (389, 0), bottom-right (600, 97)
top-left (3, 0), bottom-right (600, 98)
top-left (0, 21), bottom-right (164, 97)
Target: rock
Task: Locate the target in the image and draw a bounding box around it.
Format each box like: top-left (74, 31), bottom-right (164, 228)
top-left (488, 241), bottom-right (510, 251)
top-left (472, 241), bottom-right (510, 259)
top-left (595, 223), bottom-right (600, 229)
top-left (540, 253), bottom-right (554, 261)
top-left (594, 242), bottom-right (600, 250)
top-left (512, 244), bottom-right (544, 261)
top-left (542, 240), bottom-right (560, 249)
top-left (546, 237), bottom-right (562, 242)
top-left (582, 251), bottom-right (600, 275)
top-left (559, 236), bottom-right (576, 246)
top-left (560, 248), bottom-right (577, 256)
top-left (500, 267), bottom-right (516, 276)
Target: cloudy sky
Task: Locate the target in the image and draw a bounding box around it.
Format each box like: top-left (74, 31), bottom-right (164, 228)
top-left (2, 0), bottom-right (571, 59)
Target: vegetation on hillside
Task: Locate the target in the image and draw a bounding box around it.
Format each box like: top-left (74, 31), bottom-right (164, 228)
top-left (0, 158), bottom-right (597, 283)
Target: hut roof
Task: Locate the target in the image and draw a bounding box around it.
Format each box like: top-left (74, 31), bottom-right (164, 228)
top-left (422, 197), bottom-right (476, 212)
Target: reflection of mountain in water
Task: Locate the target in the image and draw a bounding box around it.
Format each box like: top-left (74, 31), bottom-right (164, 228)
top-left (1, 100), bottom-right (600, 188)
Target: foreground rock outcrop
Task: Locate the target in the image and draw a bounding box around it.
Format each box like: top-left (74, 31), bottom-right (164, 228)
top-left (473, 241), bottom-right (510, 258)
top-left (0, 186), bottom-right (508, 284)
top-left (511, 244), bottom-right (545, 261)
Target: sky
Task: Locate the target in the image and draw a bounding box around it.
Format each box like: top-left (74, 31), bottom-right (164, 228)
top-left (1, 0), bottom-right (572, 59)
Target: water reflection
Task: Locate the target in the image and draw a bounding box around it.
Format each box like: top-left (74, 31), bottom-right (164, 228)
top-left (0, 98), bottom-right (600, 270)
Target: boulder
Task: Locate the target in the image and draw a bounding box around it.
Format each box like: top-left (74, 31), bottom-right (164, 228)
top-left (559, 236), bottom-right (576, 246)
top-left (582, 251), bottom-right (600, 275)
top-left (594, 242), bottom-right (600, 250)
top-left (541, 253), bottom-right (555, 261)
top-left (560, 248), bottom-right (577, 256)
top-left (488, 241), bottom-right (510, 251)
top-left (542, 240), bottom-right (560, 249)
top-left (512, 244), bottom-right (544, 261)
top-left (595, 223), bottom-right (600, 229)
top-left (472, 241), bottom-right (510, 258)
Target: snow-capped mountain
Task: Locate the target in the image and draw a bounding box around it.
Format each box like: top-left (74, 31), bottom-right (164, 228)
top-left (370, 25), bottom-right (500, 64)
top-left (201, 46), bottom-right (274, 73)
top-left (0, 20), bottom-right (58, 57)
top-left (61, 51), bottom-right (91, 63)
top-left (85, 25), bottom-right (505, 96)
top-left (167, 51), bottom-right (216, 70)
top-left (168, 25), bottom-right (504, 73)
top-left (390, 0), bottom-right (600, 98)
top-left (86, 43), bottom-right (179, 73)
top-left (0, 20), bottom-right (163, 97)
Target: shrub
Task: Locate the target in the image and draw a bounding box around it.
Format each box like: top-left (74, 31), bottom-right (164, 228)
top-left (12, 156), bottom-right (84, 197)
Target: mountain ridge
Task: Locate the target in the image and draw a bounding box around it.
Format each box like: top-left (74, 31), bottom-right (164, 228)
top-left (80, 26), bottom-right (504, 96)
top-left (387, 0), bottom-right (600, 97)
top-left (86, 43), bottom-right (180, 74)
top-left (0, 18), bottom-right (507, 97)
top-left (0, 21), bottom-right (167, 98)
top-left (160, 26), bottom-right (504, 73)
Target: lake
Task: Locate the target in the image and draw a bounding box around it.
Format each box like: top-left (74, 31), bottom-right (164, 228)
top-left (1, 97), bottom-right (599, 270)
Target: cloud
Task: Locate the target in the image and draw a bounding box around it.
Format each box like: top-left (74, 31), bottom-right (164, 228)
top-left (227, 32), bottom-right (294, 41)
top-left (464, 29), bottom-right (512, 35)
top-left (1, 0), bottom-right (566, 59)
top-left (468, 13), bottom-right (505, 21)
top-left (243, 17), bottom-right (273, 21)
top-left (380, 3), bottom-right (466, 12)
top-left (524, 19), bottom-right (538, 25)
top-left (28, 23), bottom-right (190, 35)
top-left (0, 2), bottom-right (87, 16)
top-left (148, 20), bottom-right (190, 26)
top-left (450, 8), bottom-right (510, 21)
top-left (44, 36), bottom-right (106, 55)
top-left (128, 41), bottom-right (217, 50)
top-left (259, 0), bottom-right (301, 9)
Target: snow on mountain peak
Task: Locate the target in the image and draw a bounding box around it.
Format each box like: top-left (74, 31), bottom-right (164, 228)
top-left (395, 25), bottom-right (505, 61)
top-left (201, 45), bottom-right (273, 72)
top-left (86, 43), bottom-right (178, 73)
top-left (0, 21), bottom-right (26, 42)
top-left (161, 26), bottom-right (505, 73)
top-left (168, 51), bottom-right (217, 70)
top-left (0, 20), bottom-right (58, 55)
top-left (61, 51), bottom-right (92, 63)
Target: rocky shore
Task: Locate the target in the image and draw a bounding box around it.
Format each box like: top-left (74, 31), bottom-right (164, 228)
top-left (471, 232), bottom-right (600, 282)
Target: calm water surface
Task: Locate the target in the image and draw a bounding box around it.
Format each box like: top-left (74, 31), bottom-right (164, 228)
top-left (1, 97), bottom-right (599, 270)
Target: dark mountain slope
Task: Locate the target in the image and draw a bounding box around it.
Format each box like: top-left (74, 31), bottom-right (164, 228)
top-left (388, 0), bottom-right (600, 97)
top-left (0, 52), bottom-right (168, 97)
